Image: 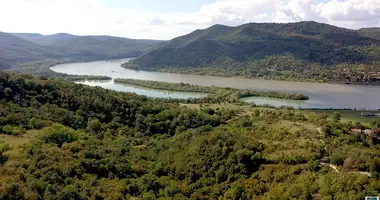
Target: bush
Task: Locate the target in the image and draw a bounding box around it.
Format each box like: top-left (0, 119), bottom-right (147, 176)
top-left (2, 125), bottom-right (25, 135)
top-left (0, 144), bottom-right (10, 166)
top-left (29, 118), bottom-right (53, 129)
top-left (330, 154), bottom-right (345, 166)
top-left (41, 124), bottom-right (78, 147)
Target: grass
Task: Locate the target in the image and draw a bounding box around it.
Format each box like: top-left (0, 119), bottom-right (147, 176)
top-left (0, 134), bottom-right (31, 148)
top-left (301, 110), bottom-right (379, 127)
top-left (0, 130), bottom-right (39, 163)
top-left (181, 103), bottom-right (379, 128)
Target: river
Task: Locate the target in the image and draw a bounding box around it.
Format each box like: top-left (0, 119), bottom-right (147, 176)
top-left (50, 58), bottom-right (380, 110)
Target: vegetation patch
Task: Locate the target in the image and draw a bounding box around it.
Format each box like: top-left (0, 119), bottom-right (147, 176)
top-left (115, 78), bottom-right (309, 103)
top-left (0, 71), bottom-right (379, 199)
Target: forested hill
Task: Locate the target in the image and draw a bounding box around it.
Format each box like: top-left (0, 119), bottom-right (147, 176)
top-left (0, 32), bottom-right (163, 68)
top-left (125, 21), bottom-right (380, 83)
top-left (0, 32), bottom-right (65, 68)
top-left (0, 71), bottom-right (380, 199)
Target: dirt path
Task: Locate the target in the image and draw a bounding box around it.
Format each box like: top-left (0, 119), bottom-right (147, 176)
top-left (320, 162), bottom-right (371, 177)
top-left (329, 164), bottom-right (339, 173)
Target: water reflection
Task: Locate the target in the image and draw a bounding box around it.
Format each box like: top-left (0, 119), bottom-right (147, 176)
top-left (51, 58), bottom-right (380, 109)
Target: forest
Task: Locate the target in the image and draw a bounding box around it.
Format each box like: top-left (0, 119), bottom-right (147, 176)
top-left (124, 21), bottom-right (380, 84)
top-left (114, 78), bottom-right (309, 102)
top-left (0, 71), bottom-right (380, 199)
top-left (0, 32), bottom-right (162, 69)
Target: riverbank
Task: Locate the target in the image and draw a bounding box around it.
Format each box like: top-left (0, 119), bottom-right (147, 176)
top-left (122, 63), bottom-right (380, 86)
top-left (49, 59), bottom-right (380, 110)
top-left (6, 59), bottom-right (114, 81)
top-left (114, 78), bottom-right (309, 103)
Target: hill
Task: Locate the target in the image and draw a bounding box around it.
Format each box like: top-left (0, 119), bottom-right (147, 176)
top-left (358, 28), bottom-right (380, 40)
top-left (0, 71), bottom-right (379, 199)
top-left (11, 33), bottom-right (162, 59)
top-left (12, 33), bottom-right (77, 46)
top-left (0, 32), bottom-right (65, 66)
top-left (125, 21), bottom-right (380, 83)
top-left (0, 32), bottom-right (163, 68)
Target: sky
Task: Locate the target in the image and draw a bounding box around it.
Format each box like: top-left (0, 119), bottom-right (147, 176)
top-left (0, 0), bottom-right (379, 40)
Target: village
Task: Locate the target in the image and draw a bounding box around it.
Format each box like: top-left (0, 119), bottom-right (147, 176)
top-left (351, 112), bottom-right (380, 140)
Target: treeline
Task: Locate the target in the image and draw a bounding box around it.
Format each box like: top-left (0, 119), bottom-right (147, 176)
top-left (66, 75), bottom-right (112, 81)
top-left (114, 78), bottom-right (309, 102)
top-left (125, 56), bottom-right (380, 84)
top-left (0, 71), bottom-right (379, 199)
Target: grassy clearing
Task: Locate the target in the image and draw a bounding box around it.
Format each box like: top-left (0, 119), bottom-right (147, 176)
top-left (0, 131), bottom-right (38, 163)
top-left (181, 103), bottom-right (379, 128)
top-left (301, 110), bottom-right (379, 127)
top-left (0, 134), bottom-right (31, 149)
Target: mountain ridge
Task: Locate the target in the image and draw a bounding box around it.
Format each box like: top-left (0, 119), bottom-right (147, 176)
top-left (125, 21), bottom-right (380, 83)
top-left (0, 32), bottom-right (163, 69)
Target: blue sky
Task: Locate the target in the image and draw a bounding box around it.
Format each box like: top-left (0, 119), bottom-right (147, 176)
top-left (0, 0), bottom-right (379, 40)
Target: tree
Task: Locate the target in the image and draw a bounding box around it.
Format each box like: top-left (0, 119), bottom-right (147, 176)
top-left (371, 119), bottom-right (380, 130)
top-left (87, 118), bottom-right (102, 133)
top-left (4, 87), bottom-right (12, 97)
top-left (332, 112), bottom-right (341, 121)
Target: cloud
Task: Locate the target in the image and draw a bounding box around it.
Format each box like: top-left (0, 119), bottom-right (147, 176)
top-left (0, 0), bottom-right (379, 40)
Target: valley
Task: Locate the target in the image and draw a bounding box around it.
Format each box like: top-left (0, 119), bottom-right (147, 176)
top-left (1, 20), bottom-right (380, 199)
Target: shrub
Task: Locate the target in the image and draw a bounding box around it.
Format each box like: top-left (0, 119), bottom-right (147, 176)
top-left (41, 124), bottom-right (78, 147)
top-left (2, 125), bottom-right (25, 135)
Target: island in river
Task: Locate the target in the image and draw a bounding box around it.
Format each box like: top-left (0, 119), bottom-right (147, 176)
top-left (114, 78), bottom-right (309, 103)
top-left (50, 58), bottom-right (380, 110)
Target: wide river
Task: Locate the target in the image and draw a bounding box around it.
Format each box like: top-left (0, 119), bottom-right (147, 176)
top-left (51, 58), bottom-right (380, 110)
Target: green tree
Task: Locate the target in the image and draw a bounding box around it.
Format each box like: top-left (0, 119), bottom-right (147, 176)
top-left (87, 118), bottom-right (102, 133)
top-left (332, 112), bottom-right (342, 121)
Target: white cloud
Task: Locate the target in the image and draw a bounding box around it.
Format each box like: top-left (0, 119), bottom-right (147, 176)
top-left (0, 0), bottom-right (379, 40)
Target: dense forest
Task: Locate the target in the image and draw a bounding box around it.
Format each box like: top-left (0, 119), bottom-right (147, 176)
top-left (0, 71), bottom-right (380, 199)
top-left (124, 21), bottom-right (380, 84)
top-left (0, 32), bottom-right (162, 69)
top-left (114, 78), bottom-right (309, 102)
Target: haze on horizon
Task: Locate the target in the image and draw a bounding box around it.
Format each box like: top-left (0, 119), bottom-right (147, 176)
top-left (1, 0), bottom-right (380, 40)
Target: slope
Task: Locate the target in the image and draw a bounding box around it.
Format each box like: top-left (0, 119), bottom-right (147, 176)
top-left (125, 21), bottom-right (380, 83)
top-left (12, 33), bottom-right (76, 46)
top-left (1, 33), bottom-right (163, 69)
top-left (11, 33), bottom-right (163, 59)
top-left (0, 71), bottom-right (379, 199)
top-left (0, 32), bottom-right (65, 65)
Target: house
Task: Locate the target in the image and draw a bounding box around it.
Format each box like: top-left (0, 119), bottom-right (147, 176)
top-left (364, 129), bottom-right (375, 136)
top-left (351, 128), bottom-right (362, 135)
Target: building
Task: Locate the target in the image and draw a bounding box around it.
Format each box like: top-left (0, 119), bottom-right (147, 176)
top-left (364, 129), bottom-right (375, 136)
top-left (361, 112), bottom-right (375, 117)
top-left (351, 128), bottom-right (362, 135)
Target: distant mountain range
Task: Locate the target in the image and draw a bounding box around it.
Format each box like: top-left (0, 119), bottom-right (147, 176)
top-left (0, 32), bottom-right (163, 69)
top-left (124, 21), bottom-right (380, 83)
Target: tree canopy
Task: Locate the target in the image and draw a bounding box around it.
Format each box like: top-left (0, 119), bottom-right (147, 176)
top-left (0, 71), bottom-right (379, 199)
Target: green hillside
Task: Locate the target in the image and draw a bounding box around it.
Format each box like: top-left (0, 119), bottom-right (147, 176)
top-left (125, 21), bottom-right (380, 83)
top-left (0, 32), bottom-right (65, 65)
top-left (0, 32), bottom-right (163, 68)
top-left (12, 33), bottom-right (163, 59)
top-left (358, 28), bottom-right (380, 40)
top-left (0, 71), bottom-right (379, 199)
top-left (12, 33), bottom-right (77, 46)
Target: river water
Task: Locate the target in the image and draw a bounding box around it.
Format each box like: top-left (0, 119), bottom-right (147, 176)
top-left (50, 58), bottom-right (380, 109)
